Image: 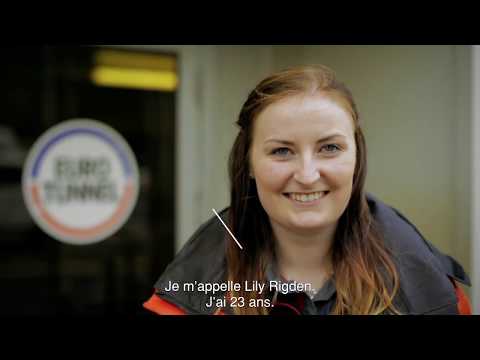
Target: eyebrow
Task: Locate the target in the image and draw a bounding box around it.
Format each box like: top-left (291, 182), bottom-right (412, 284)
top-left (264, 133), bottom-right (347, 145)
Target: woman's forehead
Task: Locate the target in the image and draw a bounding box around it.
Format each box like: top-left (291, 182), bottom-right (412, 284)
top-left (253, 93), bottom-right (355, 140)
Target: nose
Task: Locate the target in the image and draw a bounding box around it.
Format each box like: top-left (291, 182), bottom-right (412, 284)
top-left (293, 156), bottom-right (320, 185)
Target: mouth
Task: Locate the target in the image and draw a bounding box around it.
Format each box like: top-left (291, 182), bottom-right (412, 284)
top-left (283, 191), bottom-right (330, 204)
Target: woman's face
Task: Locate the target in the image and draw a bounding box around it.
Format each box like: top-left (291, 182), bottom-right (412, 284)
top-left (250, 92), bottom-right (357, 235)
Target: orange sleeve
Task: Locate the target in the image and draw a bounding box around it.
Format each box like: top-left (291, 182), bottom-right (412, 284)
top-left (451, 280), bottom-right (472, 315)
top-left (143, 293), bottom-right (187, 315)
top-left (143, 292), bottom-right (227, 315)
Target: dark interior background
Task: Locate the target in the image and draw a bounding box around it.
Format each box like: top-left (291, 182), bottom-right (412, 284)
top-left (0, 46), bottom-right (175, 317)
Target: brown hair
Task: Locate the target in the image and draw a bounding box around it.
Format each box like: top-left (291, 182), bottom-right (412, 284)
top-left (226, 65), bottom-right (399, 315)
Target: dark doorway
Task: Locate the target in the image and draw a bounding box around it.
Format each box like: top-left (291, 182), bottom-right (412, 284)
top-left (0, 46), bottom-right (176, 316)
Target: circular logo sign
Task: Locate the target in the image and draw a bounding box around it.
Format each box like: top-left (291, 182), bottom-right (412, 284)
top-left (22, 119), bottom-right (139, 245)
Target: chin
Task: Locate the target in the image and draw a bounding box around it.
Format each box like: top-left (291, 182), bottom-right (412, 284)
top-left (288, 213), bottom-right (331, 231)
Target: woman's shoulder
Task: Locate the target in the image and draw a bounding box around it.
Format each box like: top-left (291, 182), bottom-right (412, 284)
top-left (148, 208), bottom-right (229, 314)
top-left (366, 193), bottom-right (470, 285)
top-left (367, 193), bottom-right (471, 314)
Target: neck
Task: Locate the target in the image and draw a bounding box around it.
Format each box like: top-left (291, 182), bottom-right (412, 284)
top-left (271, 221), bottom-right (336, 285)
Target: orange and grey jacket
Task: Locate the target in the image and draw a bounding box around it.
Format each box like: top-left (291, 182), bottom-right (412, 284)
top-left (144, 194), bottom-right (472, 315)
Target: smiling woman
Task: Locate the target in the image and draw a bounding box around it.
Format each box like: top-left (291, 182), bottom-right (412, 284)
top-left (250, 93), bottom-right (356, 235)
top-left (144, 65), bottom-right (472, 315)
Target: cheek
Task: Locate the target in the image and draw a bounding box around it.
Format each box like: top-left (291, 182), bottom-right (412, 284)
top-left (253, 159), bottom-right (291, 193)
top-left (324, 156), bottom-right (356, 189)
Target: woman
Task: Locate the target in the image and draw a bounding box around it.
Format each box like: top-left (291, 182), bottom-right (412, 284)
top-left (144, 65), bottom-right (472, 315)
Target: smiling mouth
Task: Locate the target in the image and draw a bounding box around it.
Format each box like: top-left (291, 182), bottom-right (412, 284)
top-left (283, 191), bottom-right (330, 203)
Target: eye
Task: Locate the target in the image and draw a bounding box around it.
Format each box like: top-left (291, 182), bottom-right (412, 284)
top-left (320, 144), bottom-right (341, 153)
top-left (271, 147), bottom-right (292, 156)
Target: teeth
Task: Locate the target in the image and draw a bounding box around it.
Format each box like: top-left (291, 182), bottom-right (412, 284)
top-left (289, 192), bottom-right (326, 202)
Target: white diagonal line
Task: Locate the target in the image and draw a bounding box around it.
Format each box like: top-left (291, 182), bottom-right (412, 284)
top-left (212, 208), bottom-right (243, 250)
